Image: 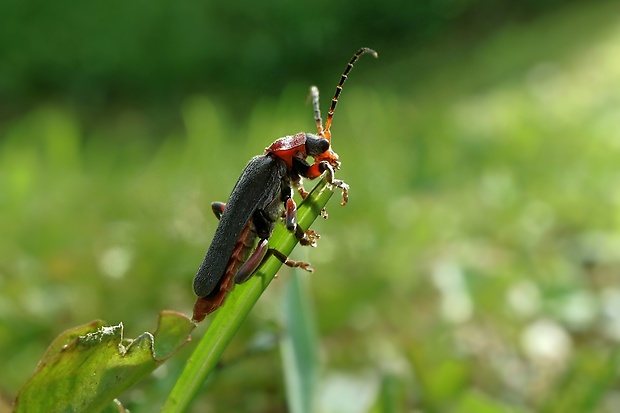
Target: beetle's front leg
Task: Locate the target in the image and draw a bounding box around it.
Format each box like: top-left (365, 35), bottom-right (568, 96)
top-left (295, 180), bottom-right (311, 199)
top-left (300, 161), bottom-right (349, 207)
top-left (292, 167), bottom-right (337, 220)
top-left (318, 161), bottom-right (349, 206)
top-left (293, 179), bottom-right (328, 219)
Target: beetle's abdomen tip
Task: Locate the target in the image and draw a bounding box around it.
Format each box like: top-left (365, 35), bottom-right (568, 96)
top-left (192, 297), bottom-right (213, 323)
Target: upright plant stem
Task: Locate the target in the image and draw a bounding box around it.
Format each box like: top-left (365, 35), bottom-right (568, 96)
top-left (161, 178), bottom-right (336, 412)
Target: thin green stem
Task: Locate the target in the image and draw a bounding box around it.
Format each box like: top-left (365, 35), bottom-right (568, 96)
top-left (161, 178), bottom-right (336, 412)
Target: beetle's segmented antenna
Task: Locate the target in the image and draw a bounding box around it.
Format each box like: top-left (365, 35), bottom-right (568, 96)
top-left (310, 86), bottom-right (323, 137)
top-left (323, 47), bottom-right (378, 141)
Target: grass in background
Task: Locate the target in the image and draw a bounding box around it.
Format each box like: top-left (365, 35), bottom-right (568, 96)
top-left (2, 1), bottom-right (620, 411)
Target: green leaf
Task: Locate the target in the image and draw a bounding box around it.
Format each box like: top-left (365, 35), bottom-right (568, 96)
top-left (162, 177), bottom-right (336, 412)
top-left (14, 310), bottom-right (194, 413)
top-left (280, 271), bottom-right (320, 413)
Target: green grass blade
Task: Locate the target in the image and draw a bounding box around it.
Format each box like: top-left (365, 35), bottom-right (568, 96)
top-left (370, 374), bottom-right (403, 413)
top-left (280, 270), bottom-right (320, 413)
top-left (161, 178), bottom-right (336, 412)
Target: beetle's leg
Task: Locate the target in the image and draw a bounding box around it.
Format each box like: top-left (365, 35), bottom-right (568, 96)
top-left (235, 239), bottom-right (269, 284)
top-left (318, 161), bottom-right (349, 206)
top-left (235, 238), bottom-right (314, 285)
top-left (211, 202), bottom-right (226, 219)
top-left (298, 160), bottom-right (348, 206)
top-left (285, 198), bottom-right (297, 231)
top-left (291, 180), bottom-right (328, 219)
top-left (288, 174), bottom-right (310, 200)
top-left (284, 198), bottom-right (320, 246)
top-left (295, 179), bottom-right (309, 199)
top-left (282, 182), bottom-right (320, 245)
top-left (295, 180), bottom-right (330, 218)
top-left (296, 226), bottom-right (320, 247)
top-left (289, 164), bottom-right (326, 219)
top-left (301, 228), bottom-right (320, 246)
top-left (298, 186), bottom-right (310, 199)
top-left (269, 248), bottom-right (313, 272)
top-left (293, 179), bottom-right (327, 219)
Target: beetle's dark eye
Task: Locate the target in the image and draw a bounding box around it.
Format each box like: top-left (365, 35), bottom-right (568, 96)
top-left (305, 134), bottom-right (330, 156)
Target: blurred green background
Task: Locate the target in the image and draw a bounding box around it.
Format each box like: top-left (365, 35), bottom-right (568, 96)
top-left (2, 0), bottom-right (620, 411)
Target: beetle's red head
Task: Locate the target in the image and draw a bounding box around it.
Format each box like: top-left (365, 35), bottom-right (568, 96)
top-left (307, 133), bottom-right (340, 170)
top-left (313, 146), bottom-right (340, 169)
top-left (268, 48), bottom-right (376, 175)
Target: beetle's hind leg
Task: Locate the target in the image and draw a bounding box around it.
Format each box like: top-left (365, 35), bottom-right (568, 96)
top-left (235, 239), bottom-right (269, 284)
top-left (270, 248), bottom-right (313, 272)
top-left (234, 238), bottom-right (313, 285)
